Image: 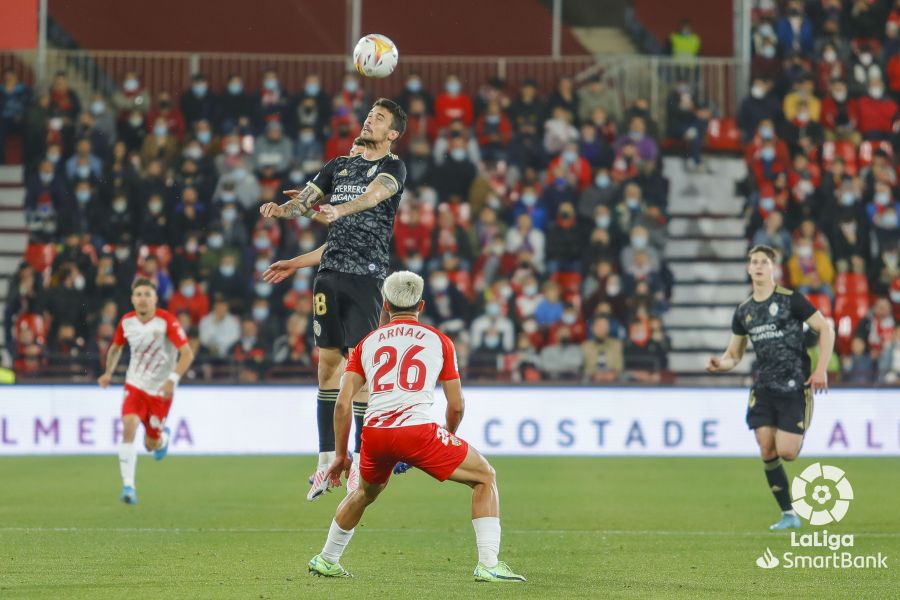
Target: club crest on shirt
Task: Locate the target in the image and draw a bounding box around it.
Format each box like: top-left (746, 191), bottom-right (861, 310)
top-left (745, 314), bottom-right (753, 323)
top-left (769, 303), bottom-right (779, 317)
top-left (337, 168), bottom-right (349, 177)
top-left (366, 164), bottom-right (377, 178)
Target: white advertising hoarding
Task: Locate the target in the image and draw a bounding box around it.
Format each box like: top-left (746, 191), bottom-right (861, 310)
top-left (0, 386), bottom-right (898, 456)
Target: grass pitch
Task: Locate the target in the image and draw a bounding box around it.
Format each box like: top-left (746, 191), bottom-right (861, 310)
top-left (0, 456), bottom-right (897, 599)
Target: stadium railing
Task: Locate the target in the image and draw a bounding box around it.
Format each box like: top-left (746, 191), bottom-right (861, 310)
top-left (0, 49), bottom-right (748, 123)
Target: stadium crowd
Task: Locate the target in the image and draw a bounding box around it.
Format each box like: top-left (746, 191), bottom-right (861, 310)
top-left (0, 66), bottom-right (675, 383)
top-left (741, 0), bottom-right (900, 383)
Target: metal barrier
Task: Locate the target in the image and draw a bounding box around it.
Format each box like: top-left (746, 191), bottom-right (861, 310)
top-left (1, 49), bottom-right (748, 123)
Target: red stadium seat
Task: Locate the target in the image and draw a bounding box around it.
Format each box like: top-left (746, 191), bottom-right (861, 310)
top-left (857, 140), bottom-right (893, 169)
top-left (821, 140), bottom-right (859, 176)
top-left (806, 292), bottom-right (833, 317)
top-left (704, 118), bottom-right (742, 152)
top-left (834, 273), bottom-right (869, 297)
top-left (552, 272), bottom-right (583, 295)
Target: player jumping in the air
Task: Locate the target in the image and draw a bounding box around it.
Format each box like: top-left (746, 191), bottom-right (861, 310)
top-left (307, 271), bottom-right (526, 582)
top-left (707, 245), bottom-right (834, 530)
top-left (259, 99), bottom-right (407, 500)
top-left (97, 278), bottom-right (194, 504)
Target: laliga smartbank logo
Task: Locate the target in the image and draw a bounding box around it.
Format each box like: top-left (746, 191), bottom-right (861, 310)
top-left (755, 463), bottom-right (889, 570)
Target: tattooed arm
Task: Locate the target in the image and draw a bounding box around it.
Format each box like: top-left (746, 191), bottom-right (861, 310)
top-left (318, 173), bottom-right (399, 223)
top-left (259, 184), bottom-right (324, 219)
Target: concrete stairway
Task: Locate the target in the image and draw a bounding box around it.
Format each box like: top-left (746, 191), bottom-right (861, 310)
top-left (662, 156), bottom-right (754, 379)
top-left (0, 165), bottom-right (26, 367)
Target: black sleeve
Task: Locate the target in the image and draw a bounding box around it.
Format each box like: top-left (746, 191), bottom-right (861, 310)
top-left (790, 290), bottom-right (818, 322)
top-left (731, 307), bottom-right (748, 336)
top-left (309, 158), bottom-right (339, 196)
top-left (379, 158), bottom-right (407, 194)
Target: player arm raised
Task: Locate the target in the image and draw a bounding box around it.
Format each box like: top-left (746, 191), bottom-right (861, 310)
top-left (318, 173), bottom-right (399, 223)
top-left (261, 243), bottom-right (328, 284)
top-left (97, 343), bottom-right (124, 387)
top-left (706, 334), bottom-right (748, 373)
top-left (441, 378), bottom-right (466, 435)
top-left (804, 311), bottom-right (834, 393)
top-left (326, 371), bottom-right (365, 486)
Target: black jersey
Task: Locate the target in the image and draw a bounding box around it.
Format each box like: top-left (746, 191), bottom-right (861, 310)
top-left (309, 153), bottom-right (407, 279)
top-left (731, 286), bottom-right (818, 395)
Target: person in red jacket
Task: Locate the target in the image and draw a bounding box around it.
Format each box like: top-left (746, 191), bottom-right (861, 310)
top-left (434, 75), bottom-right (473, 131)
top-left (393, 202), bottom-right (433, 261)
top-left (545, 142), bottom-right (592, 192)
top-left (819, 79), bottom-right (859, 139)
top-left (167, 276), bottom-right (210, 326)
top-left (855, 80), bottom-right (898, 141)
top-left (145, 91), bottom-right (186, 142)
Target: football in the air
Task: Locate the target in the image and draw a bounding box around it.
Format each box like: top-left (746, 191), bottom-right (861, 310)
top-left (353, 33), bottom-right (399, 78)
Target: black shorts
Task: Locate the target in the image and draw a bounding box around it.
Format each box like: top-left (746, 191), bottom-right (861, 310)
top-left (746, 387), bottom-right (813, 435)
top-left (312, 270), bottom-right (383, 353)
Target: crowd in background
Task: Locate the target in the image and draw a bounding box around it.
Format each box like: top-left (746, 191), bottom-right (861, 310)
top-left (0, 64), bottom-right (675, 383)
top-left (741, 0), bottom-right (900, 383)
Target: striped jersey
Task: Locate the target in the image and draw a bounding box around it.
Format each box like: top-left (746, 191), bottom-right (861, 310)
top-left (113, 308), bottom-right (188, 395)
top-left (346, 318), bottom-right (460, 428)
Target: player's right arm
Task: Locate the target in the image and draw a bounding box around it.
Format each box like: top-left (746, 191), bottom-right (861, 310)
top-left (261, 243), bottom-right (327, 284)
top-left (97, 343), bottom-right (124, 387)
top-left (441, 378), bottom-right (465, 434)
top-left (707, 334), bottom-right (748, 373)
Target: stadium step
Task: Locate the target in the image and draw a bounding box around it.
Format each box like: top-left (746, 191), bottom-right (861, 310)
top-left (0, 208), bottom-right (25, 229)
top-left (0, 233), bottom-right (27, 254)
top-left (666, 238), bottom-right (748, 260)
top-left (0, 255), bottom-right (22, 273)
top-left (0, 165), bottom-right (23, 185)
top-left (0, 188), bottom-right (24, 208)
top-left (668, 261), bottom-right (748, 283)
top-left (667, 217), bottom-right (746, 239)
top-left (663, 306), bottom-right (735, 328)
top-left (671, 283), bottom-right (750, 305)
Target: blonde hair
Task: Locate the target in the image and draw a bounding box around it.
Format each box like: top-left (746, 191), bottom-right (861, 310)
top-left (382, 270), bottom-right (424, 310)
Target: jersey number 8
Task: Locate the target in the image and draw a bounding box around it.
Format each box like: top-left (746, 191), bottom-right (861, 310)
top-left (372, 344), bottom-right (427, 393)
top-left (314, 293), bottom-right (328, 316)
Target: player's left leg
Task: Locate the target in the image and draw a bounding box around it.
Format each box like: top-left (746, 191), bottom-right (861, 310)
top-left (309, 475), bottom-right (387, 577)
top-left (447, 445), bottom-right (525, 582)
top-left (767, 388), bottom-right (812, 530)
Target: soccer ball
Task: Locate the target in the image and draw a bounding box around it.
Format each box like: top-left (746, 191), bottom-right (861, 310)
top-left (353, 34), bottom-right (399, 79)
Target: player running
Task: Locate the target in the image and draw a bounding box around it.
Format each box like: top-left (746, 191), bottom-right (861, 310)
top-left (307, 271), bottom-right (525, 582)
top-left (259, 99), bottom-right (406, 500)
top-left (707, 245), bottom-right (834, 530)
top-left (97, 278), bottom-right (194, 505)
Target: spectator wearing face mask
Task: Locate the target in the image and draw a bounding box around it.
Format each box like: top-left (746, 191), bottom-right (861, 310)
top-left (546, 202), bottom-right (590, 274)
top-left (775, 0), bottom-right (814, 56)
top-left (787, 237), bottom-right (834, 291)
top-left (141, 117), bottom-right (180, 167)
top-left (169, 232), bottom-right (204, 284)
top-left (324, 118), bottom-right (356, 162)
top-left (576, 168), bottom-right (617, 219)
top-left (137, 193), bottom-right (171, 246)
top-left (855, 298), bottom-right (896, 358)
top-left (180, 73), bottom-right (216, 128)
top-left (248, 296), bottom-right (280, 349)
top-left (545, 142), bottom-right (592, 192)
top-left (334, 73), bottom-right (370, 125)
top-left (581, 316), bottom-right (624, 383)
top-left (427, 136), bottom-right (477, 198)
top-left (45, 265), bottom-right (90, 341)
top-left (620, 225), bottom-right (661, 273)
top-left (849, 44), bottom-right (885, 97)
top-left (208, 254), bottom-right (247, 310)
top-left (111, 72), bottom-right (148, 122)
top-left (214, 159), bottom-right (261, 210)
top-left (470, 298), bottom-right (515, 352)
top-left (199, 229), bottom-right (241, 277)
top-left (101, 194), bottom-right (136, 245)
top-left (423, 270), bottom-right (469, 328)
top-left (215, 74), bottom-right (254, 134)
top-left (168, 276), bottom-right (210, 326)
top-left (84, 93), bottom-right (116, 146)
top-left (255, 71), bottom-right (289, 130)
top-left (867, 182), bottom-right (900, 244)
top-left (856, 80), bottom-right (897, 141)
top-left (396, 72), bottom-right (434, 115)
top-left (147, 91), bottom-right (187, 141)
top-left (434, 75), bottom-right (473, 130)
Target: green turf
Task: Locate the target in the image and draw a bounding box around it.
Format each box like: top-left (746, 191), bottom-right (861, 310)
top-left (0, 456), bottom-right (897, 599)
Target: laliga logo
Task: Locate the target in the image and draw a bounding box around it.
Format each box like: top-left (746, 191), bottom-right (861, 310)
top-left (790, 463), bottom-right (854, 525)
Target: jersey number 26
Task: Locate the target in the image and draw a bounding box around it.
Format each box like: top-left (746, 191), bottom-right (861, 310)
top-left (371, 345), bottom-right (426, 393)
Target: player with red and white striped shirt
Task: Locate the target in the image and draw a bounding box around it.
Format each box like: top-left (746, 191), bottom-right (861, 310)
top-left (97, 278), bottom-right (194, 505)
top-left (307, 271), bottom-right (525, 583)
